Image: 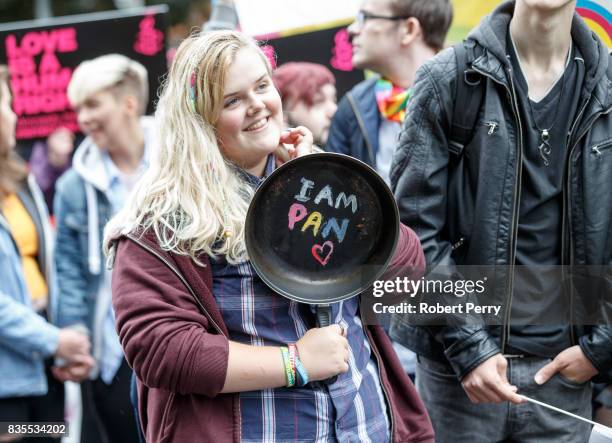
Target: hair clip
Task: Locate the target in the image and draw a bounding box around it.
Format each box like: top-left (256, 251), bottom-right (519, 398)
top-left (189, 71), bottom-right (197, 113)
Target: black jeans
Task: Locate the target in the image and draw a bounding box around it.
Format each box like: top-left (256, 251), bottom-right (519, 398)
top-left (416, 355), bottom-right (592, 442)
top-left (82, 359), bottom-right (139, 443)
top-left (0, 359), bottom-right (64, 443)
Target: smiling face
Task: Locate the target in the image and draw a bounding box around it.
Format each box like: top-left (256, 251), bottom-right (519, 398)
top-left (215, 48), bottom-right (283, 174)
top-left (0, 81), bottom-right (17, 155)
top-left (75, 88), bottom-right (133, 150)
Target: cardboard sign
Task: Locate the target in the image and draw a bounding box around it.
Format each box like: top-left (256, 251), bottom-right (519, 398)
top-left (0, 6), bottom-right (168, 141)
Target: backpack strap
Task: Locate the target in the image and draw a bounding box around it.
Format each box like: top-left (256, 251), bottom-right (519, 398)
top-left (449, 40), bottom-right (485, 156)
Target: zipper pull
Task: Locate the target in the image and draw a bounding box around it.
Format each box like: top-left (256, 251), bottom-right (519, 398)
top-left (486, 122), bottom-right (498, 135)
top-left (592, 145), bottom-right (602, 156)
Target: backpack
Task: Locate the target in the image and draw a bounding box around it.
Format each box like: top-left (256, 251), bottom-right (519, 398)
top-left (449, 40), bottom-right (486, 156)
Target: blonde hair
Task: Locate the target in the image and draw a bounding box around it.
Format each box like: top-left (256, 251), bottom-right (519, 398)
top-left (104, 31), bottom-right (272, 264)
top-left (68, 54), bottom-right (149, 115)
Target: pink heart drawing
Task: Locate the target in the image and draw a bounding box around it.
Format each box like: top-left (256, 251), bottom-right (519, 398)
top-left (311, 241), bottom-right (334, 266)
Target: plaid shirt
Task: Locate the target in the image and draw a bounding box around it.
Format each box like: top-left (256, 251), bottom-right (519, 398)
top-left (210, 157), bottom-right (391, 442)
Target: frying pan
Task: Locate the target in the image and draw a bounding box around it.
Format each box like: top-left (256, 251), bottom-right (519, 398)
top-left (245, 152), bottom-right (399, 327)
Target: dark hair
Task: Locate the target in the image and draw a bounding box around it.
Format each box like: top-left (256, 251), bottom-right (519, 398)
top-left (391, 0), bottom-right (453, 51)
top-left (0, 65), bottom-right (27, 198)
top-left (272, 62), bottom-right (335, 108)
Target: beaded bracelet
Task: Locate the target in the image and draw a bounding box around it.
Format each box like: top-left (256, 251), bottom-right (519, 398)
top-left (280, 346), bottom-right (296, 387)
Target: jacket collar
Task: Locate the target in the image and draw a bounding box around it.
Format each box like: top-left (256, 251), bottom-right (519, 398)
top-left (72, 115), bottom-right (156, 192)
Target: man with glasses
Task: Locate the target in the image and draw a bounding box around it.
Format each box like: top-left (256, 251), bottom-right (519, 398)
top-left (326, 0), bottom-right (452, 185)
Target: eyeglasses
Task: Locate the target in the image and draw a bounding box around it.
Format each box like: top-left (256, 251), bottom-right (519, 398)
top-left (352, 10), bottom-right (410, 29)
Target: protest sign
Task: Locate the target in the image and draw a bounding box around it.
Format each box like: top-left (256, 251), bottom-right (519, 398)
top-left (0, 6), bottom-right (168, 141)
top-left (259, 25), bottom-right (363, 99)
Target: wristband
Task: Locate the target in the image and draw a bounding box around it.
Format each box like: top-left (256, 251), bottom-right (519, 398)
top-left (289, 343), bottom-right (309, 387)
top-left (280, 346), bottom-right (295, 387)
top-left (295, 358), bottom-right (309, 386)
top-left (288, 343), bottom-right (298, 373)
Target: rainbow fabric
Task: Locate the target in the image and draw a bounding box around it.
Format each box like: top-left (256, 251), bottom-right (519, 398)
top-left (374, 78), bottom-right (412, 123)
top-left (577, 0), bottom-right (611, 48)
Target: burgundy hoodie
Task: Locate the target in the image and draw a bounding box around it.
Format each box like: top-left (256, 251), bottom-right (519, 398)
top-left (111, 224), bottom-right (434, 443)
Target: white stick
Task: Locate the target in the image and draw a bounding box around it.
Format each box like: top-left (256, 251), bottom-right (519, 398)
top-left (520, 394), bottom-right (610, 430)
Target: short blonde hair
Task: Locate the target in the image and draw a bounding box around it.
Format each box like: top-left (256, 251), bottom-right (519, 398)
top-left (68, 54), bottom-right (149, 114)
top-left (104, 31), bottom-right (273, 264)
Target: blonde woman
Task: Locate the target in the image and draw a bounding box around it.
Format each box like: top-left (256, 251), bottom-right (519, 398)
top-left (105, 31), bottom-right (432, 443)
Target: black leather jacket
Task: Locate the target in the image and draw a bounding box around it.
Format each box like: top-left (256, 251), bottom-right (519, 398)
top-left (390, 2), bottom-right (612, 382)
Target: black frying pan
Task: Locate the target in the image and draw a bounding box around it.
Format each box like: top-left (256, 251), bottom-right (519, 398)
top-left (245, 152), bottom-right (399, 327)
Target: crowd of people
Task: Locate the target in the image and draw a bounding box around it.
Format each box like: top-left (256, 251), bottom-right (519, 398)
top-left (0, 0), bottom-right (611, 442)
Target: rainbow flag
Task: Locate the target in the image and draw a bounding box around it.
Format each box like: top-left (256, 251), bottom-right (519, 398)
top-left (577, 0), bottom-right (611, 48)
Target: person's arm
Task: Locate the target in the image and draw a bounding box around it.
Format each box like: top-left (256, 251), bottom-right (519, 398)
top-left (0, 289), bottom-right (92, 366)
top-left (112, 238), bottom-right (348, 397)
top-left (221, 325), bottom-right (347, 392)
top-left (381, 223), bottom-right (426, 281)
top-left (53, 178), bottom-right (92, 329)
top-left (578, 327), bottom-right (612, 382)
top-left (532, 328), bottom-right (611, 387)
top-left (0, 289), bottom-right (60, 358)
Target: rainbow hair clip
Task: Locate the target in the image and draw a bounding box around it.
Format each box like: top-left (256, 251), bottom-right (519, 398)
top-left (189, 71), bottom-right (197, 113)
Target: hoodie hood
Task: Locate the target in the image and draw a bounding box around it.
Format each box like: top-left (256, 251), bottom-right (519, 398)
top-left (71, 115), bottom-right (156, 276)
top-left (72, 115), bottom-right (156, 191)
top-left (467, 1), bottom-right (609, 97)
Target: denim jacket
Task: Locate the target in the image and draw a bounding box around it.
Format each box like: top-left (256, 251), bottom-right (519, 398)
top-left (54, 116), bottom-right (155, 379)
top-left (0, 175), bottom-right (59, 398)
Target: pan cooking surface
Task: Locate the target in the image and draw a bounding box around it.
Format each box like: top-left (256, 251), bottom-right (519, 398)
top-left (245, 153), bottom-right (399, 303)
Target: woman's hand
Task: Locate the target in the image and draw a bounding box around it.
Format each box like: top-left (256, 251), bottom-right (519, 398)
top-left (55, 327), bottom-right (91, 362)
top-left (275, 126), bottom-right (315, 166)
top-left (296, 325), bottom-right (349, 381)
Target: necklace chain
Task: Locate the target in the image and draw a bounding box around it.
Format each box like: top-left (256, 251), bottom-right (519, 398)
top-left (510, 36), bottom-right (572, 167)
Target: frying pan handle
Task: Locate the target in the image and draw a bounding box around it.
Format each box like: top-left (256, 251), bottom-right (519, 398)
top-left (316, 304), bottom-right (333, 327)
top-left (316, 304), bottom-right (338, 384)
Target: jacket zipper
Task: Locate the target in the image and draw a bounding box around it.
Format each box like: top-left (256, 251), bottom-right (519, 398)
top-left (472, 63), bottom-right (524, 352)
top-left (563, 103), bottom-right (612, 345)
top-left (591, 139), bottom-right (612, 156)
top-left (485, 122), bottom-right (498, 135)
top-left (359, 312), bottom-right (394, 440)
top-left (125, 234), bottom-right (243, 443)
top-left (562, 99), bottom-right (589, 345)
